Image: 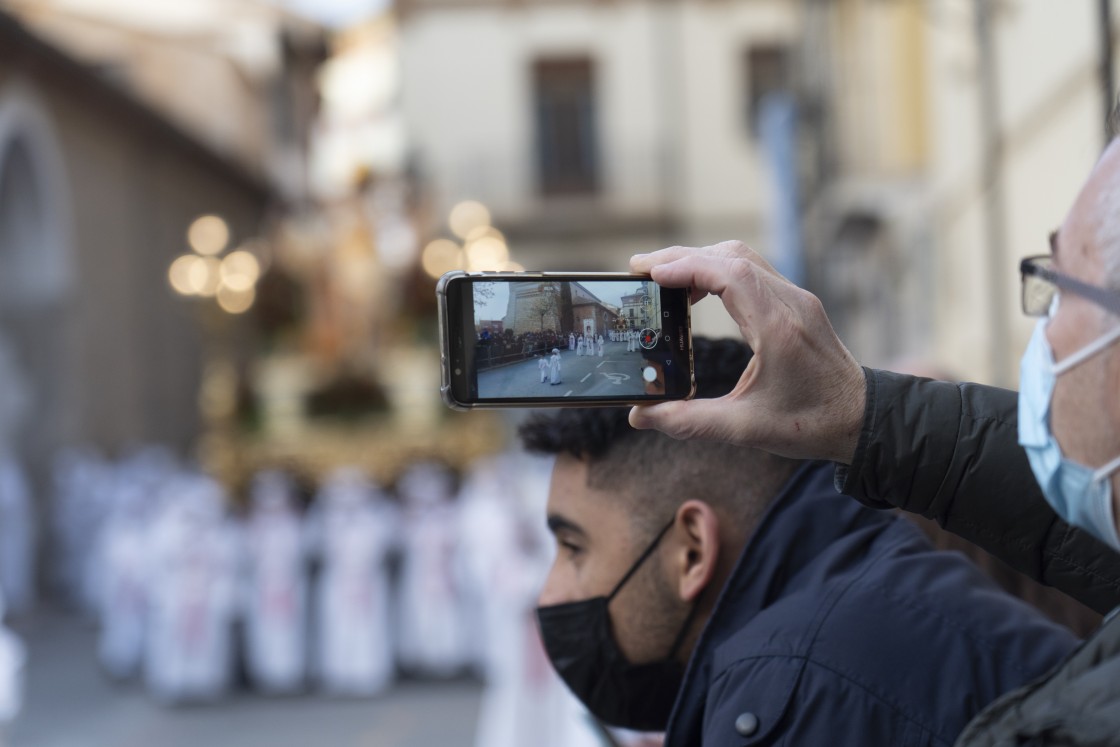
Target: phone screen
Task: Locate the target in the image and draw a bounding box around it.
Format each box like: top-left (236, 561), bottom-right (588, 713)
top-left (440, 274), bottom-right (694, 408)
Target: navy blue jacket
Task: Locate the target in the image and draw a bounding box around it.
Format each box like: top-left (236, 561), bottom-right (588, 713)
top-left (664, 462), bottom-right (1079, 747)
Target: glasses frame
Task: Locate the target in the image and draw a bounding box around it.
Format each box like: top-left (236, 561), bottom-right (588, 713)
top-left (1020, 255), bottom-right (1120, 317)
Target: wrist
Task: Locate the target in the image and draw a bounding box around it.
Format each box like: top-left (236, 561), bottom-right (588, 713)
top-left (829, 364), bottom-right (869, 465)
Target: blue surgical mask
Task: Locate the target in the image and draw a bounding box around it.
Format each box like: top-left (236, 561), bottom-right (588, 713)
top-left (1018, 301), bottom-right (1120, 550)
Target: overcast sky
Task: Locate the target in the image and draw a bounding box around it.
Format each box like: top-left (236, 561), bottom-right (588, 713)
top-left (473, 280), bottom-right (648, 323)
top-left (276, 0), bottom-right (390, 27)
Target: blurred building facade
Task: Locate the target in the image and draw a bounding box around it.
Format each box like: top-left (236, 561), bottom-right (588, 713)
top-left (398, 0), bottom-right (799, 281)
top-left (399, 0), bottom-right (1119, 387)
top-left (0, 3), bottom-right (335, 598)
top-left (797, 0), bottom-right (1112, 385)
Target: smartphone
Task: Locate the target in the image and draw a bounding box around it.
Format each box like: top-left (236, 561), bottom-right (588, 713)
top-left (437, 271), bottom-right (695, 409)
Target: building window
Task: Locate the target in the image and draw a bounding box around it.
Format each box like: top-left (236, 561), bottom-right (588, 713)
top-left (533, 58), bottom-right (598, 195)
top-left (743, 45), bottom-right (791, 137)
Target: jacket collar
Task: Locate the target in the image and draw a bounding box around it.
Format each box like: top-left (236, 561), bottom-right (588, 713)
top-left (664, 460), bottom-right (895, 740)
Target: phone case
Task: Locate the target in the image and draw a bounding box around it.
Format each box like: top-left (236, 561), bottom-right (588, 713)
top-left (436, 270), bottom-right (695, 410)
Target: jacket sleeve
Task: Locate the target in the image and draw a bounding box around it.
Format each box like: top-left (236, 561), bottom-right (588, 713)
top-left (835, 368), bottom-right (1120, 615)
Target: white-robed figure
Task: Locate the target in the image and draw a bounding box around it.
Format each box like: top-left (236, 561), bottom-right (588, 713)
top-left (462, 453), bottom-right (605, 747)
top-left (548, 349), bottom-right (562, 385)
top-left (597, 335), bottom-right (605, 357)
top-left (575, 335), bottom-right (585, 356)
top-left (243, 471), bottom-right (307, 693)
top-left (568, 333), bottom-right (575, 351)
top-left (313, 467), bottom-right (397, 696)
top-left (396, 462), bottom-right (470, 678)
top-left (538, 355), bottom-right (549, 383)
top-left (0, 592), bottom-right (25, 735)
top-left (95, 479), bottom-right (152, 680)
top-left (145, 475), bottom-right (238, 703)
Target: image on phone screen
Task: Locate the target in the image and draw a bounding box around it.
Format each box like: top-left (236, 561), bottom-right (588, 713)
top-left (441, 274), bottom-right (693, 407)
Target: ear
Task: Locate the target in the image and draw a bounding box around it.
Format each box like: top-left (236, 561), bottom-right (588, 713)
top-left (669, 500), bottom-right (720, 603)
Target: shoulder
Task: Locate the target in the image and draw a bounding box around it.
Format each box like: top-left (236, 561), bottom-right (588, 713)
top-left (700, 654), bottom-right (950, 747)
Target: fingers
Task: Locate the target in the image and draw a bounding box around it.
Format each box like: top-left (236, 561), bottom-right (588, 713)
top-left (630, 240), bottom-right (780, 278)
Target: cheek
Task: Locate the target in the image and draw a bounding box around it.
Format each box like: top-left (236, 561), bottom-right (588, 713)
top-left (1050, 341), bottom-right (1114, 465)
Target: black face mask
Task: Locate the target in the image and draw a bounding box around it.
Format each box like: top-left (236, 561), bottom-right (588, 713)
top-left (536, 519), bottom-right (699, 732)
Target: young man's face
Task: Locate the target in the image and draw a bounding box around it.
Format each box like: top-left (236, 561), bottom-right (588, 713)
top-left (537, 453), bottom-right (687, 665)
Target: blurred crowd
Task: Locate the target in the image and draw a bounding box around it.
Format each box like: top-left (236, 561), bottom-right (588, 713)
top-left (0, 445), bottom-right (655, 746)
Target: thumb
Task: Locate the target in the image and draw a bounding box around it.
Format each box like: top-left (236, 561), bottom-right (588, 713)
top-left (629, 397), bottom-right (739, 443)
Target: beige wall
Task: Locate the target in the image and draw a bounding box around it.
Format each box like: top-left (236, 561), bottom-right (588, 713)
top-left (399, 0), bottom-right (797, 244)
top-left (0, 59), bottom-right (269, 463)
top-left (809, 0), bottom-right (1111, 385)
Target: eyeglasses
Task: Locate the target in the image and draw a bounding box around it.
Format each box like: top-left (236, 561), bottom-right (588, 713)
top-left (1019, 255), bottom-right (1120, 317)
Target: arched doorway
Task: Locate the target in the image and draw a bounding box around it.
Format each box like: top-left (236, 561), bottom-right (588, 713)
top-left (0, 81), bottom-right (74, 612)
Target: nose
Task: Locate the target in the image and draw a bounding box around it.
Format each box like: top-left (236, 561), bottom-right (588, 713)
top-left (536, 562), bottom-right (569, 607)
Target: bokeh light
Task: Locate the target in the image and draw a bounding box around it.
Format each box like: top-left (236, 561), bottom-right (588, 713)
top-left (465, 235), bottom-right (509, 271)
top-left (219, 250), bottom-right (261, 292)
top-left (421, 239), bottom-right (463, 279)
top-left (216, 284), bottom-right (255, 314)
top-left (464, 225), bottom-right (504, 243)
top-left (187, 256), bottom-right (222, 297)
top-left (168, 254), bottom-right (199, 295)
top-left (187, 214), bottom-right (231, 256)
top-left (448, 201), bottom-right (490, 240)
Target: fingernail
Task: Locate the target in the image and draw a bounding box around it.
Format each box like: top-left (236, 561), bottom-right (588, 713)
top-left (631, 253), bottom-right (649, 260)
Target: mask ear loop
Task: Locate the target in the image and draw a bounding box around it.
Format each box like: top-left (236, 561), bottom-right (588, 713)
top-left (1092, 454), bottom-right (1120, 484)
top-left (606, 517), bottom-right (676, 602)
top-left (1052, 324), bottom-right (1120, 376)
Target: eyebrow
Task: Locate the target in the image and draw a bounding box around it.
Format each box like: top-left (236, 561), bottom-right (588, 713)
top-left (546, 514), bottom-right (586, 537)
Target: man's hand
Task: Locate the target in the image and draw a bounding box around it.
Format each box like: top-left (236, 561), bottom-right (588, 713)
top-left (629, 241), bottom-right (866, 465)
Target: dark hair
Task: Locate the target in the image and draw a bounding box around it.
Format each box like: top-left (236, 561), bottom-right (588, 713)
top-left (519, 337), bottom-right (798, 538)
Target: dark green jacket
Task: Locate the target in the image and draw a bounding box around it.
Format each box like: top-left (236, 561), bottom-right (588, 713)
top-left (836, 368), bottom-right (1120, 746)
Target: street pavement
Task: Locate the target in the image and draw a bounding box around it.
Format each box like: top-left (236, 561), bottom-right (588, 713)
top-left (479, 341), bottom-right (653, 399)
top-left (6, 609), bottom-right (481, 747)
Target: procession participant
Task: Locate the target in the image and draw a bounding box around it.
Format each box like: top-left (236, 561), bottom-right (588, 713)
top-left (243, 470), bottom-right (307, 693)
top-left (550, 349), bottom-right (563, 386)
top-left (313, 467), bottom-right (397, 696)
top-left (569, 332), bottom-right (576, 351)
top-left (145, 475), bottom-right (239, 703)
top-left (539, 354), bottom-right (550, 384)
top-left (96, 479), bottom-right (151, 680)
top-left (397, 462), bottom-right (470, 678)
top-left (461, 453), bottom-right (606, 747)
top-left (0, 592), bottom-right (25, 730)
top-left (524, 337), bottom-right (1077, 746)
top-left (597, 335), bottom-right (605, 358)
